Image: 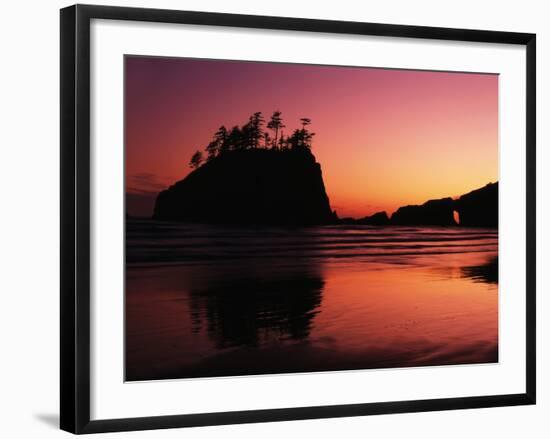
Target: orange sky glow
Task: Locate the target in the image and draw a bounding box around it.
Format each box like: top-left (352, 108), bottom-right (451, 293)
top-left (125, 56), bottom-right (498, 218)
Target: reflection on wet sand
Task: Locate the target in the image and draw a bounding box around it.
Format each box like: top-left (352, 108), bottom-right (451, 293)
top-left (125, 221), bottom-right (498, 381)
top-left (461, 256), bottom-right (498, 284)
top-left (189, 266), bottom-right (324, 348)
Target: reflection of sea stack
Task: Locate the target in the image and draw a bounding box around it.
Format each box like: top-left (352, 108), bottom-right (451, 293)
top-left (153, 148), bottom-right (337, 225)
top-left (189, 268), bottom-right (325, 348)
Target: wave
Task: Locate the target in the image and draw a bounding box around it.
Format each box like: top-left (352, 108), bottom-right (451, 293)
top-left (126, 219), bottom-right (498, 265)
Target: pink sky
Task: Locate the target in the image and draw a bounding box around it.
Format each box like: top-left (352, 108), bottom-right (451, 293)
top-left (125, 56), bottom-right (498, 218)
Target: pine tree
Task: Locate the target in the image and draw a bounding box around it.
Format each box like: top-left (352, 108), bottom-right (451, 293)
top-left (205, 139), bottom-right (219, 161)
top-left (287, 117), bottom-right (315, 150)
top-left (263, 132), bottom-right (271, 149)
top-left (300, 117), bottom-right (311, 130)
top-left (245, 112), bottom-right (265, 149)
top-left (189, 150), bottom-right (203, 169)
top-left (205, 125), bottom-right (229, 160)
top-left (267, 111), bottom-right (285, 149)
top-left (227, 126), bottom-right (244, 151)
top-left (215, 126), bottom-right (229, 155)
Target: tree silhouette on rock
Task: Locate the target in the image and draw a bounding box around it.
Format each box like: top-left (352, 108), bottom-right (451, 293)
top-left (242, 112), bottom-right (265, 150)
top-left (188, 111), bottom-right (315, 168)
top-left (288, 117), bottom-right (315, 150)
top-left (215, 126), bottom-right (229, 155)
top-left (267, 111), bottom-right (285, 149)
top-left (300, 117), bottom-right (311, 130)
top-left (227, 126), bottom-right (244, 151)
top-left (205, 126), bottom-right (229, 160)
top-left (189, 150), bottom-right (203, 169)
top-left (263, 132), bottom-right (271, 149)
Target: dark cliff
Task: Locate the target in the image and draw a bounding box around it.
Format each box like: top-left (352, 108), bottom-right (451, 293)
top-left (153, 148), bottom-right (337, 225)
top-left (454, 182), bottom-right (498, 227)
top-left (390, 197), bottom-right (456, 226)
top-left (387, 182), bottom-right (498, 227)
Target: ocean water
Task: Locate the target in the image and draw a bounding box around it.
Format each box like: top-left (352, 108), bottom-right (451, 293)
top-left (125, 219), bottom-right (498, 381)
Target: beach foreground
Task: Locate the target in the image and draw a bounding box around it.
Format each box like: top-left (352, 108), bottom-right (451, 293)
top-left (125, 219), bottom-right (498, 381)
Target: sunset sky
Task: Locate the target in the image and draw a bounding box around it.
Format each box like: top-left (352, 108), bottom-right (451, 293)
top-left (125, 56), bottom-right (498, 218)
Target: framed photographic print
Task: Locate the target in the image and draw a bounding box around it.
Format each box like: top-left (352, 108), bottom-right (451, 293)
top-left (60, 4), bottom-right (536, 434)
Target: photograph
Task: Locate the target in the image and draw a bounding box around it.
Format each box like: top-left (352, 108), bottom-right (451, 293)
top-left (124, 55), bottom-right (499, 382)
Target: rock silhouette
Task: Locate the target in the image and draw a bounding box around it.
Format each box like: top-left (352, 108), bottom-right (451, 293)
top-left (390, 197), bottom-right (456, 226)
top-left (358, 211), bottom-right (390, 226)
top-left (153, 148), bottom-right (337, 225)
top-left (153, 135), bottom-right (498, 228)
top-left (150, 108), bottom-right (498, 228)
top-left (382, 183), bottom-right (498, 227)
top-left (454, 182), bottom-right (498, 227)
top-left (340, 211), bottom-right (390, 226)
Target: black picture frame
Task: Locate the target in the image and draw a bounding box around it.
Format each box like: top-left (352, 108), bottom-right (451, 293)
top-left (60, 4), bottom-right (536, 434)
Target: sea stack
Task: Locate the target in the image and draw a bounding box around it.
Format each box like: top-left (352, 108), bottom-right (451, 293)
top-left (153, 148), bottom-right (337, 226)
